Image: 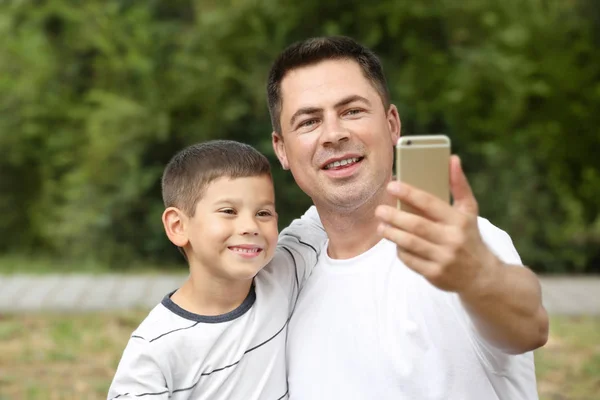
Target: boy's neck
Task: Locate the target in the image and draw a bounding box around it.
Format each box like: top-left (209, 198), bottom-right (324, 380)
top-left (171, 270), bottom-right (253, 317)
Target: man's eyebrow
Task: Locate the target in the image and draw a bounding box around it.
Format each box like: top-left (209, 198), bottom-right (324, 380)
top-left (290, 107), bottom-right (322, 127)
top-left (334, 95), bottom-right (371, 109)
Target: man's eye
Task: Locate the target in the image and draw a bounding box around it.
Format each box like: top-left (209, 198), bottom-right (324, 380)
top-left (345, 109), bottom-right (362, 116)
top-left (299, 119), bottom-right (318, 128)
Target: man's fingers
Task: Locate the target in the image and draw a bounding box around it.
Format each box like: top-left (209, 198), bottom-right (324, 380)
top-left (377, 222), bottom-right (441, 261)
top-left (387, 155), bottom-right (479, 223)
top-left (375, 205), bottom-right (447, 244)
top-left (450, 155), bottom-right (478, 215)
top-left (395, 248), bottom-right (437, 278)
top-left (387, 181), bottom-right (455, 223)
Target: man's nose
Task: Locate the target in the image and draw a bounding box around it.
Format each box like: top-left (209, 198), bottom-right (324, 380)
top-left (320, 115), bottom-right (350, 146)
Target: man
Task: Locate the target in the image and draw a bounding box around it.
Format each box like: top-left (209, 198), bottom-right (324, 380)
top-left (267, 36), bottom-right (548, 399)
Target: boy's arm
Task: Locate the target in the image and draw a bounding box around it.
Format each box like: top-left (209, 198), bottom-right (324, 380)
top-left (107, 337), bottom-right (169, 400)
top-left (264, 206), bottom-right (327, 305)
top-left (277, 205), bottom-right (327, 285)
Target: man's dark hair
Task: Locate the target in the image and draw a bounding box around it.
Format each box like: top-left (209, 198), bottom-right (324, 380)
top-left (267, 36), bottom-right (390, 133)
top-left (161, 140), bottom-right (272, 216)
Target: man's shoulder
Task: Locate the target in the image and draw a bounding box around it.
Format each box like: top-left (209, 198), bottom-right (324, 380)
top-left (477, 215), bottom-right (506, 234)
top-left (476, 216), bottom-right (522, 265)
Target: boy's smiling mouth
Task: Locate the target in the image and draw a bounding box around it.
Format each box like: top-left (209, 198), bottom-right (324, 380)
top-left (227, 245), bottom-right (264, 257)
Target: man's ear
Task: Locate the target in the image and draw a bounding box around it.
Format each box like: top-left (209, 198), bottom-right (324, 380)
top-left (387, 104), bottom-right (401, 145)
top-left (162, 207), bottom-right (189, 248)
top-left (272, 132), bottom-right (290, 170)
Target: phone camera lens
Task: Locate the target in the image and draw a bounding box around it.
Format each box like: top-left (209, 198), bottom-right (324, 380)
top-left (406, 140), bottom-right (412, 145)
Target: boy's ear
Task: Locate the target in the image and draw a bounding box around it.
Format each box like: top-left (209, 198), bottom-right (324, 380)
top-left (162, 207), bottom-right (189, 248)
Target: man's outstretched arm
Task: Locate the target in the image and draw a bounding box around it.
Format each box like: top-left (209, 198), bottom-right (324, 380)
top-left (375, 155), bottom-right (549, 354)
top-left (459, 255), bottom-right (548, 354)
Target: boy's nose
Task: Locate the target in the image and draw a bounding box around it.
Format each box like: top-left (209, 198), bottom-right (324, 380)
top-left (239, 218), bottom-right (259, 236)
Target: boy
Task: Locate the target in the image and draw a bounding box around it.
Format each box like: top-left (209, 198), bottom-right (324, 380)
top-left (107, 140), bottom-right (325, 400)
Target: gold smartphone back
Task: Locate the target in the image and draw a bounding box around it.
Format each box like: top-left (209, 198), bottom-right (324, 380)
top-left (395, 135), bottom-right (451, 214)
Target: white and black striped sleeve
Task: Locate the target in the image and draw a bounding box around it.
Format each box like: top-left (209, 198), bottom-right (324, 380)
top-left (275, 206), bottom-right (327, 291)
top-left (107, 336), bottom-right (169, 400)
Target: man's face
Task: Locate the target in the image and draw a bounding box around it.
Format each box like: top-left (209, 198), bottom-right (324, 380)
top-left (273, 59), bottom-right (400, 212)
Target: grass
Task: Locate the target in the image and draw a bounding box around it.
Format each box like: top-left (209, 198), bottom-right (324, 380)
top-left (536, 316), bottom-right (600, 400)
top-left (0, 313), bottom-right (598, 400)
top-left (0, 310), bottom-right (147, 400)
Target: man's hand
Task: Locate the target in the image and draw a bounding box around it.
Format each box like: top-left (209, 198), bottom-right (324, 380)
top-left (375, 155), bottom-right (497, 294)
top-left (375, 155), bottom-right (548, 354)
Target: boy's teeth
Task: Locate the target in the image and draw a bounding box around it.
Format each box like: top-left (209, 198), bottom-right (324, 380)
top-left (326, 157), bottom-right (359, 169)
top-left (231, 247), bottom-right (259, 253)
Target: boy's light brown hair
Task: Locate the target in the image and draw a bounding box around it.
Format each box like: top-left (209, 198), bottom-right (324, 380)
top-left (161, 140), bottom-right (272, 217)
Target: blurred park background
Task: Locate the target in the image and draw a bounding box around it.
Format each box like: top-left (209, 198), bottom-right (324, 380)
top-left (0, 0), bottom-right (599, 399)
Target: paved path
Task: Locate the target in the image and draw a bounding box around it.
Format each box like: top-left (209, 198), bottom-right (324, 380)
top-left (0, 274), bottom-right (598, 315)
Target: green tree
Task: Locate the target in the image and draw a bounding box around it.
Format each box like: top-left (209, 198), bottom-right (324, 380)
top-left (0, 0), bottom-right (598, 272)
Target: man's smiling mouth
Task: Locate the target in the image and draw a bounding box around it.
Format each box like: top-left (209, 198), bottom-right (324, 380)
top-left (323, 157), bottom-right (363, 170)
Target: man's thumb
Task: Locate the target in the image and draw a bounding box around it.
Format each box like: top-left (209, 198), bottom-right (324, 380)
top-left (450, 155), bottom-right (478, 215)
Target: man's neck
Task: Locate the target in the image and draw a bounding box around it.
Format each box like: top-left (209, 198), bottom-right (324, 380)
top-left (317, 186), bottom-right (396, 260)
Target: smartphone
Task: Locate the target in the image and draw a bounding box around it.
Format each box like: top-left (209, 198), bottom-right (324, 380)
top-left (395, 135), bottom-right (451, 214)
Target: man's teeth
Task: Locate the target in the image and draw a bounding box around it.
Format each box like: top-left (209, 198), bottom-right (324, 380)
top-left (325, 157), bottom-right (360, 169)
top-left (231, 247), bottom-right (260, 253)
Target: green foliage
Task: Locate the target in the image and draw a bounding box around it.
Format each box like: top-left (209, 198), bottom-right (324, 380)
top-left (0, 0), bottom-right (598, 272)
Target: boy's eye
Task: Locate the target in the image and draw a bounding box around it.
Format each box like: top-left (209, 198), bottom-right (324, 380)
top-left (219, 208), bottom-right (236, 215)
top-left (257, 210), bottom-right (273, 217)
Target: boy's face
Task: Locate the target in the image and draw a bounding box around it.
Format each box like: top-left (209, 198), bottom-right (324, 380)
top-left (184, 175), bottom-right (278, 283)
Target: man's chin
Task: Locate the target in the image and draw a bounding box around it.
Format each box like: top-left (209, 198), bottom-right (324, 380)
top-left (321, 188), bottom-right (375, 212)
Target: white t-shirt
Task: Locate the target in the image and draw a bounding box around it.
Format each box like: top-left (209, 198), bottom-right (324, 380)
top-left (107, 207), bottom-right (326, 400)
top-left (287, 214), bottom-right (539, 400)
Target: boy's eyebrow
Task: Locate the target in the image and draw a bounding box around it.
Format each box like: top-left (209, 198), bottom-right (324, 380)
top-left (214, 198), bottom-right (242, 206)
top-left (289, 95), bottom-right (371, 127)
top-left (214, 198), bottom-right (275, 207)
top-left (256, 200), bottom-right (276, 208)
